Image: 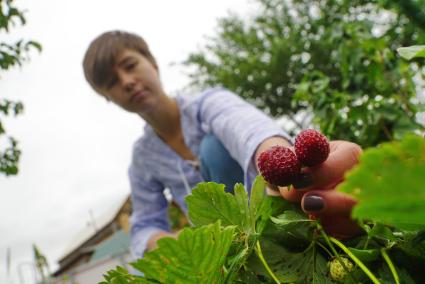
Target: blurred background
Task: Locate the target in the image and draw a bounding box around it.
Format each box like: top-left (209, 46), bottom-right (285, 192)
top-left (1, 0), bottom-right (424, 283)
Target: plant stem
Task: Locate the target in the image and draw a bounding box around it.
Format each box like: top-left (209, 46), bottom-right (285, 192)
top-left (329, 237), bottom-right (380, 284)
top-left (362, 237), bottom-right (370, 250)
top-left (255, 240), bottom-right (281, 284)
top-left (316, 241), bottom-right (333, 257)
top-left (318, 227), bottom-right (339, 257)
top-left (318, 226), bottom-right (357, 283)
top-left (381, 248), bottom-right (400, 284)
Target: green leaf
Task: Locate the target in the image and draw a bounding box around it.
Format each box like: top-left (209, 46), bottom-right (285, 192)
top-left (186, 182), bottom-right (253, 231)
top-left (397, 45), bottom-right (425, 60)
top-left (224, 245), bottom-right (251, 283)
top-left (101, 266), bottom-right (148, 284)
top-left (132, 222), bottom-right (235, 284)
top-left (347, 248), bottom-right (380, 263)
top-left (26, 40), bottom-right (42, 52)
top-left (249, 175), bottom-right (267, 222)
top-left (247, 239), bottom-right (332, 283)
top-left (249, 175), bottom-right (278, 233)
top-left (270, 210), bottom-right (315, 227)
top-left (234, 183), bottom-right (252, 233)
top-left (377, 265), bottom-right (416, 284)
top-left (368, 223), bottom-right (397, 243)
top-left (263, 212), bottom-right (314, 253)
top-left (339, 135), bottom-right (425, 229)
top-left (396, 231), bottom-right (425, 262)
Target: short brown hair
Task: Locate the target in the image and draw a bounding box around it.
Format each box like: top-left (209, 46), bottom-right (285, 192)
top-left (82, 30), bottom-right (158, 94)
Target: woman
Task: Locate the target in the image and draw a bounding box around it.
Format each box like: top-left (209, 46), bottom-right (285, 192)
top-left (82, 30), bottom-right (361, 260)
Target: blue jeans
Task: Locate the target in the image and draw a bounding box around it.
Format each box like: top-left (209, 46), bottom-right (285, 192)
top-left (198, 134), bottom-right (244, 193)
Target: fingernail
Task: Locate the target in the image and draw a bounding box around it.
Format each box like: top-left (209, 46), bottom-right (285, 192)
top-left (293, 173), bottom-right (313, 189)
top-left (303, 195), bottom-right (324, 212)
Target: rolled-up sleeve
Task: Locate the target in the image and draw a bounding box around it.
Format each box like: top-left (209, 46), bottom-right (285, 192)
top-left (128, 166), bottom-right (169, 260)
top-left (198, 88), bottom-right (292, 189)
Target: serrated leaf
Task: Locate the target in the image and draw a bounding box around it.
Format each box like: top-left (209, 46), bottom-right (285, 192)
top-left (247, 239), bottom-right (333, 283)
top-left (101, 267), bottom-right (148, 284)
top-left (250, 176), bottom-right (280, 234)
top-left (186, 182), bottom-right (244, 228)
top-left (186, 181), bottom-right (259, 234)
top-left (250, 176), bottom-right (267, 223)
top-left (339, 135), bottom-right (425, 229)
top-left (397, 45), bottom-right (425, 60)
top-left (132, 222), bottom-right (235, 284)
top-left (234, 183), bottom-right (252, 232)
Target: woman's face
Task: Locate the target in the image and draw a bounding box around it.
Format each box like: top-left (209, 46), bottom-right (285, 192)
top-left (101, 49), bottom-right (164, 113)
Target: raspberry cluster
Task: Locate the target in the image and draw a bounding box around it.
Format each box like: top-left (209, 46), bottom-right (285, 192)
top-left (258, 129), bottom-right (330, 186)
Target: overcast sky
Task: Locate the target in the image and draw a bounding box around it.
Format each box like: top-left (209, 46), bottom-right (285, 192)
top-left (0, 1), bottom-right (254, 283)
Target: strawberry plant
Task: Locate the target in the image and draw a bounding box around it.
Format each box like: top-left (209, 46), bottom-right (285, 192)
top-left (101, 45), bottom-right (425, 282)
top-left (101, 133), bottom-right (425, 284)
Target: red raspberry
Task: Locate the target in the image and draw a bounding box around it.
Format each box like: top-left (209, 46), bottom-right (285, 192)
top-left (295, 129), bottom-right (330, 167)
top-left (257, 146), bottom-right (301, 186)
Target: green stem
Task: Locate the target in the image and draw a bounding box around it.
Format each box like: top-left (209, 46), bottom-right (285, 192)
top-left (318, 226), bottom-right (357, 283)
top-left (255, 241), bottom-right (281, 284)
top-left (316, 241), bottom-right (333, 257)
top-left (381, 248), bottom-right (400, 284)
top-left (362, 237), bottom-right (371, 250)
top-left (318, 228), bottom-right (339, 257)
top-left (329, 237), bottom-right (380, 284)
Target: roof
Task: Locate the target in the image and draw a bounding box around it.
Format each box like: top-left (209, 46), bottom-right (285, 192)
top-left (58, 193), bottom-right (130, 261)
top-left (89, 229), bottom-right (130, 263)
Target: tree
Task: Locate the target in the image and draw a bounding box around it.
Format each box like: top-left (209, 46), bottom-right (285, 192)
top-left (0, 0), bottom-right (41, 176)
top-left (184, 0), bottom-right (425, 147)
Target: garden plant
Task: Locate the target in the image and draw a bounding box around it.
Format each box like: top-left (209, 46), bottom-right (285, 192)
top-left (100, 46), bottom-right (425, 284)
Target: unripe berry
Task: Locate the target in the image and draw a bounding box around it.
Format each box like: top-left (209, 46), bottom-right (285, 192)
top-left (329, 257), bottom-right (354, 282)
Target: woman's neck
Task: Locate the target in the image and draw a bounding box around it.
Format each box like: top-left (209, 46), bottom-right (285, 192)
top-left (139, 96), bottom-right (182, 141)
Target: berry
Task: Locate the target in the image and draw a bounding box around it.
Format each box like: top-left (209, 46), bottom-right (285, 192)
top-left (329, 257), bottom-right (354, 282)
top-left (295, 129), bottom-right (330, 167)
top-left (257, 146), bottom-right (301, 186)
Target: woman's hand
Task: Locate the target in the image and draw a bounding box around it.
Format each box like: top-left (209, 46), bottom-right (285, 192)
top-left (271, 141), bottom-right (363, 239)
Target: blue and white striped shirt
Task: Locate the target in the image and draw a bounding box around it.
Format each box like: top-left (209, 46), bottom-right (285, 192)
top-left (128, 87), bottom-right (290, 259)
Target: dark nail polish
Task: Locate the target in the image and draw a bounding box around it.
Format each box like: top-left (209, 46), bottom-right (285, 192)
top-left (303, 195), bottom-right (324, 212)
top-left (293, 173), bottom-right (313, 189)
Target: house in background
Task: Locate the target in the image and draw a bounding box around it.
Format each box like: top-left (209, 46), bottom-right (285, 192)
top-left (49, 188), bottom-right (188, 284)
top-left (52, 195), bottom-right (133, 284)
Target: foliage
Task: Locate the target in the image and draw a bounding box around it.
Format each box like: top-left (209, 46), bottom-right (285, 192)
top-left (183, 0), bottom-right (425, 147)
top-left (339, 134), bottom-right (425, 229)
top-left (397, 45), bottom-right (425, 60)
top-left (0, 0), bottom-right (41, 176)
top-left (101, 135), bottom-right (425, 283)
